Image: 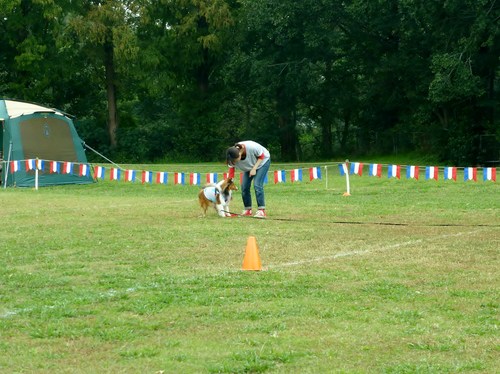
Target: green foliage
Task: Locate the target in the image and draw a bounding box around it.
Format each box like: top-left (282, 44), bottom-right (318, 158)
top-left (429, 53), bottom-right (483, 104)
top-left (0, 0), bottom-right (498, 163)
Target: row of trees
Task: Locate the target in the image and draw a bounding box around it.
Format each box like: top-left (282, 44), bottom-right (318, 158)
top-left (1, 0), bottom-right (498, 164)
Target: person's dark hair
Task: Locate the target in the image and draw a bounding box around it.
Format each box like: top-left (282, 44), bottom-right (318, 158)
top-left (226, 146), bottom-right (240, 165)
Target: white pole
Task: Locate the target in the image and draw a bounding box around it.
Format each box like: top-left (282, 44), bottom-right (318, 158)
top-left (325, 166), bottom-right (328, 189)
top-left (343, 160), bottom-right (351, 196)
top-left (3, 141), bottom-right (13, 188)
top-left (35, 157), bottom-right (39, 190)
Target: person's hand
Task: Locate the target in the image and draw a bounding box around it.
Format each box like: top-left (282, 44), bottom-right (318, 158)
top-left (250, 168), bottom-right (257, 176)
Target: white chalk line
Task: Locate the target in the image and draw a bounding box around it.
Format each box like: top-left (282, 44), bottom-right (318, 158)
top-left (269, 228), bottom-right (486, 269)
top-left (0, 228), bottom-right (488, 319)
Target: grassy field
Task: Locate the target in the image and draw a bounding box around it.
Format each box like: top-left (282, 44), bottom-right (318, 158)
top-left (1, 163), bottom-right (499, 373)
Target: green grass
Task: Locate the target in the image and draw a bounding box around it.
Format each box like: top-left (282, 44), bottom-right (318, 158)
top-left (0, 164), bottom-right (499, 373)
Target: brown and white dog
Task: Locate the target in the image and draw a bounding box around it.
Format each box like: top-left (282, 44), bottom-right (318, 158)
top-left (198, 178), bottom-right (238, 217)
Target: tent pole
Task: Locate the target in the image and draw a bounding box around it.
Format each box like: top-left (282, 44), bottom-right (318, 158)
top-left (325, 166), bottom-right (328, 190)
top-left (82, 141), bottom-right (123, 170)
top-left (3, 141), bottom-right (12, 188)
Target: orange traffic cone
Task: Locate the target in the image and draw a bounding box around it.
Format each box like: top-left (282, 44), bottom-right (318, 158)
top-left (242, 236), bottom-right (262, 271)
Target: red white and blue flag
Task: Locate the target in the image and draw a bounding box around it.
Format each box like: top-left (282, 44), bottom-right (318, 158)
top-left (464, 167), bottom-right (477, 182)
top-left (174, 172), bottom-right (185, 185)
top-left (156, 172), bottom-right (168, 184)
top-left (94, 166), bottom-right (105, 179)
top-left (190, 173), bottom-right (200, 185)
top-left (125, 169), bottom-right (136, 182)
top-left (388, 165), bottom-right (401, 179)
top-left (483, 167), bottom-right (496, 182)
top-left (369, 164), bottom-right (382, 177)
top-left (350, 162), bottom-right (363, 176)
top-left (444, 167), bottom-right (457, 181)
top-left (425, 166), bottom-right (438, 180)
top-left (25, 159), bottom-right (35, 170)
top-left (21, 159), bottom-right (495, 187)
top-left (63, 162), bottom-right (73, 174)
top-left (291, 168), bottom-right (302, 182)
top-left (274, 170), bottom-right (286, 184)
top-left (142, 171), bottom-right (153, 184)
top-left (79, 164), bottom-right (90, 177)
top-left (338, 163), bottom-right (348, 176)
top-left (110, 168), bottom-right (121, 181)
top-left (206, 173), bottom-right (217, 184)
top-left (10, 161), bottom-right (20, 173)
top-left (406, 165), bottom-right (419, 180)
top-left (50, 161), bottom-right (60, 174)
top-left (309, 167), bottom-right (321, 181)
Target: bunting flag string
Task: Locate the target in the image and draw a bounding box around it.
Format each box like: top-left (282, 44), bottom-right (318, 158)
top-left (110, 168), bottom-right (121, 181)
top-left (483, 167), bottom-right (496, 182)
top-left (142, 171), bottom-right (153, 184)
top-left (350, 162), bottom-right (363, 176)
top-left (369, 164), bottom-right (382, 177)
top-left (206, 172), bottom-right (217, 184)
top-left (10, 160), bottom-right (20, 173)
top-left (2, 159), bottom-right (496, 188)
top-left (425, 166), bottom-right (439, 181)
top-left (174, 172), bottom-right (185, 185)
top-left (290, 168), bottom-right (302, 182)
top-left (274, 170), bottom-right (286, 184)
top-left (444, 167), bottom-right (457, 181)
top-left (309, 167), bottom-right (321, 181)
top-left (156, 172), bottom-right (168, 184)
top-left (63, 162), bottom-right (73, 174)
top-left (388, 165), bottom-right (401, 179)
top-left (464, 167), bottom-right (477, 182)
top-left (125, 169), bottom-right (136, 182)
top-left (190, 173), bottom-right (200, 186)
top-left (94, 166), bottom-right (105, 179)
top-left (25, 159), bottom-right (35, 171)
top-left (50, 161), bottom-right (60, 174)
top-left (79, 164), bottom-right (90, 177)
top-left (406, 165), bottom-right (419, 180)
top-left (338, 163), bottom-right (348, 176)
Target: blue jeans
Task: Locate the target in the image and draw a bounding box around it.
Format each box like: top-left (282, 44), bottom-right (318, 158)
top-left (241, 160), bottom-right (270, 210)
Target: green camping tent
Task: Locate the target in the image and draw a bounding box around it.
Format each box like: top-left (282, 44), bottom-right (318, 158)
top-left (1, 99), bottom-right (95, 187)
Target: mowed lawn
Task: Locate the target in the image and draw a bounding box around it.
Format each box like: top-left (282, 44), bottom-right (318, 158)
top-left (1, 164), bottom-right (499, 373)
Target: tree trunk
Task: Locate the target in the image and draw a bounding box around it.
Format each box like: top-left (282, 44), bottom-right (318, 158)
top-left (335, 108), bottom-right (351, 154)
top-left (435, 107), bottom-right (449, 129)
top-left (320, 114), bottom-right (333, 158)
top-left (104, 37), bottom-right (118, 148)
top-left (320, 61), bottom-right (334, 158)
top-left (276, 87), bottom-right (298, 161)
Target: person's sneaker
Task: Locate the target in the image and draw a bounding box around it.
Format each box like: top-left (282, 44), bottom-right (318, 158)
top-left (241, 209), bottom-right (253, 216)
top-left (254, 209), bottom-right (267, 219)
